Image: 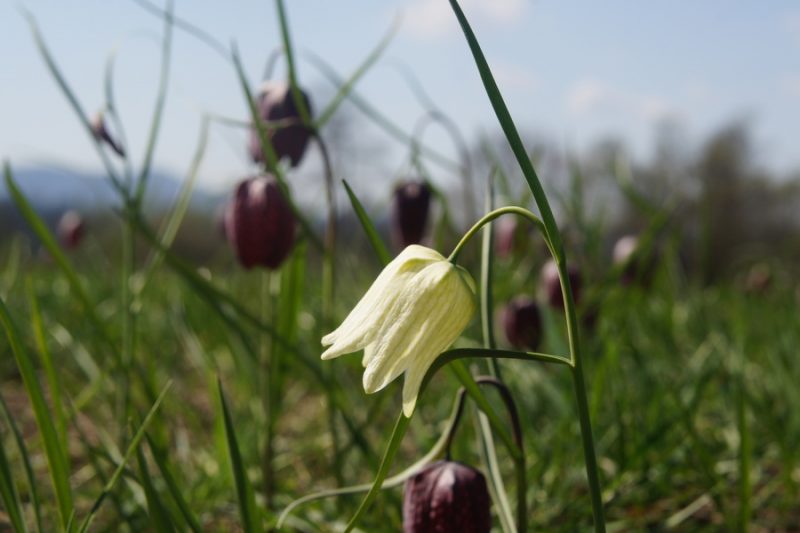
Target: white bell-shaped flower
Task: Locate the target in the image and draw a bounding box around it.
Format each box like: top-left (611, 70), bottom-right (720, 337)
top-left (322, 245), bottom-right (476, 416)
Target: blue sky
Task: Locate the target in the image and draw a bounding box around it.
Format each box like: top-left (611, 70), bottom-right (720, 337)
top-left (2, 1), bottom-right (798, 196)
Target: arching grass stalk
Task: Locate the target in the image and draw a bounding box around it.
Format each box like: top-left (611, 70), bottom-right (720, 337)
top-left (446, 1), bottom-right (606, 528)
top-left (451, 211), bottom-right (605, 531)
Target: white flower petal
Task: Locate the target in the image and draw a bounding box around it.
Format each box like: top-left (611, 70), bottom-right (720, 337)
top-left (361, 262), bottom-right (452, 392)
top-left (320, 245), bottom-right (477, 417)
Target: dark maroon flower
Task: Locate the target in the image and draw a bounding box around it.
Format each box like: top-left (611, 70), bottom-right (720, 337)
top-left (248, 81), bottom-right (313, 168)
top-left (224, 175), bottom-right (295, 270)
top-left (57, 210), bottom-right (85, 250)
top-left (403, 461), bottom-right (491, 533)
top-left (540, 258), bottom-right (582, 309)
top-left (90, 111), bottom-right (125, 157)
top-left (502, 296), bottom-right (543, 351)
top-left (391, 181), bottom-right (432, 249)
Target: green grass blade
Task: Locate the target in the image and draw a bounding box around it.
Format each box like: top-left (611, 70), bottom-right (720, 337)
top-left (0, 410), bottom-right (28, 533)
top-left (0, 295), bottom-right (74, 530)
top-left (4, 163), bottom-right (117, 356)
top-left (0, 394), bottom-right (43, 532)
top-left (279, 388), bottom-right (465, 527)
top-left (230, 46), bottom-right (324, 252)
top-left (217, 379), bottom-right (259, 533)
top-left (27, 280), bottom-right (68, 448)
top-left (344, 413), bottom-right (411, 532)
top-left (145, 434), bottom-right (203, 533)
top-left (304, 52), bottom-right (460, 173)
top-left (445, 0), bottom-right (561, 253)
top-left (473, 408), bottom-right (515, 533)
top-left (140, 116), bottom-right (210, 289)
top-left (21, 11), bottom-right (125, 193)
top-left (134, 0), bottom-right (173, 203)
top-left (136, 446), bottom-right (177, 533)
top-left (78, 381), bottom-right (172, 533)
top-left (314, 18), bottom-right (398, 129)
top-left (274, 0), bottom-right (311, 125)
top-left (449, 361), bottom-right (520, 461)
top-left (342, 180), bottom-right (391, 266)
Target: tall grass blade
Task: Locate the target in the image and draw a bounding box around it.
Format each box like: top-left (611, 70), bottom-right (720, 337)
top-left (314, 18), bottom-right (399, 128)
top-left (445, 0), bottom-right (560, 251)
top-left (0, 413), bottom-right (28, 533)
top-left (21, 11), bottom-right (125, 193)
top-left (342, 180), bottom-right (391, 266)
top-left (305, 52), bottom-right (460, 173)
top-left (217, 379), bottom-right (259, 533)
top-left (78, 381), bottom-right (172, 533)
top-left (4, 163), bottom-right (116, 356)
top-left (0, 394), bottom-right (43, 532)
top-left (279, 387), bottom-right (466, 526)
top-left (136, 446), bottom-right (177, 533)
top-left (0, 295), bottom-right (74, 530)
top-left (345, 413), bottom-right (411, 532)
top-left (27, 280), bottom-right (68, 448)
top-left (145, 434), bottom-right (203, 533)
top-left (134, 0), bottom-right (173, 203)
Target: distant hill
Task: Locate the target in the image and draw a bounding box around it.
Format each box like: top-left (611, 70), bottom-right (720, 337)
top-left (0, 166), bottom-right (228, 262)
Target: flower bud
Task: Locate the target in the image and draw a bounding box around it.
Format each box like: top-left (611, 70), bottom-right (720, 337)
top-left (502, 296), bottom-right (543, 351)
top-left (403, 461), bottom-right (491, 533)
top-left (224, 175), bottom-right (295, 270)
top-left (57, 210), bottom-right (85, 250)
top-left (540, 258), bottom-right (582, 309)
top-left (391, 181), bottom-right (431, 249)
top-left (90, 111), bottom-right (125, 157)
top-left (744, 263), bottom-right (772, 295)
top-left (613, 235), bottom-right (655, 286)
top-left (248, 81), bottom-right (313, 168)
top-left (495, 217), bottom-right (529, 259)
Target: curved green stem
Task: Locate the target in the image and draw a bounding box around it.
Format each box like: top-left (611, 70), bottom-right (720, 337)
top-left (446, 1), bottom-right (606, 527)
top-left (448, 206), bottom-right (547, 264)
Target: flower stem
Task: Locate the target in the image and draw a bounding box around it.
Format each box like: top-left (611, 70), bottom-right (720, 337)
top-left (448, 206), bottom-right (547, 265)
top-left (557, 255), bottom-right (606, 532)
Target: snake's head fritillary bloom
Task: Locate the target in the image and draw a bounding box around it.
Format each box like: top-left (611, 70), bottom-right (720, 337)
top-left (403, 461), bottom-right (491, 533)
top-left (224, 174), bottom-right (295, 270)
top-left (540, 258), bottom-right (582, 310)
top-left (57, 210), bottom-right (85, 250)
top-left (90, 111), bottom-right (125, 158)
top-left (502, 296), bottom-right (543, 351)
top-left (321, 245), bottom-right (476, 417)
top-left (391, 181), bottom-right (432, 249)
top-left (248, 81), bottom-right (313, 168)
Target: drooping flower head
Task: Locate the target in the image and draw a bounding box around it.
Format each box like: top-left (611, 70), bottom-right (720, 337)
top-left (224, 174), bottom-right (295, 270)
top-left (248, 81), bottom-right (313, 168)
top-left (391, 181), bottom-right (432, 249)
top-left (613, 234), bottom-right (657, 287)
top-left (57, 210), bottom-right (85, 250)
top-left (403, 461), bottom-right (491, 533)
top-left (540, 258), bottom-right (582, 310)
top-left (322, 245), bottom-right (476, 417)
top-left (502, 296), bottom-right (543, 351)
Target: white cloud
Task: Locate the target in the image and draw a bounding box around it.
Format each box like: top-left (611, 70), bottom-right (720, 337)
top-left (491, 61), bottom-right (539, 92)
top-left (781, 74), bottom-right (800, 98)
top-left (566, 80), bottom-right (614, 115)
top-left (403, 0), bottom-right (526, 39)
top-left (784, 11), bottom-right (800, 43)
top-left (566, 79), bottom-right (679, 122)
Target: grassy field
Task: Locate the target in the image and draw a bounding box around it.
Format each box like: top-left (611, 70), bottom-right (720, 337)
top-left (2, 1), bottom-right (799, 532)
top-left (2, 207), bottom-right (799, 531)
